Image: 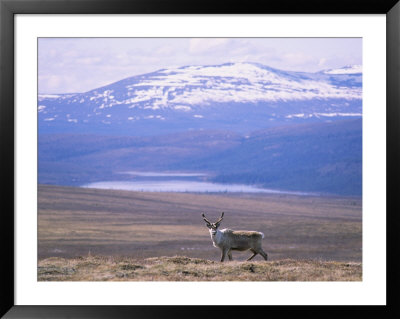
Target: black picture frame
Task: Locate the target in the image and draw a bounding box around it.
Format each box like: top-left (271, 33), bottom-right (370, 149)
top-left (1, 0), bottom-right (399, 318)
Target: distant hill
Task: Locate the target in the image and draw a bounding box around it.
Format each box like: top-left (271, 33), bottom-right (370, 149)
top-left (39, 119), bottom-right (361, 196)
top-left (203, 119), bottom-right (362, 195)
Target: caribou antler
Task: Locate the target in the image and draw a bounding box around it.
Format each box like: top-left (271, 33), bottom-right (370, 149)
top-left (202, 213), bottom-right (212, 225)
top-left (215, 212), bottom-right (224, 225)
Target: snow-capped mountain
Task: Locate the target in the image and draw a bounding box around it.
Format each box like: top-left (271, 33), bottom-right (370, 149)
top-left (38, 62), bottom-right (362, 135)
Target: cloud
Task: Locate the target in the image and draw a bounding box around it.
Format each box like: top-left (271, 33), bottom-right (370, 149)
top-left (76, 57), bottom-right (102, 65)
top-left (282, 52), bottom-right (315, 66)
top-left (318, 58), bottom-right (327, 67)
top-left (156, 45), bottom-right (176, 55)
top-left (62, 50), bottom-right (79, 58)
top-left (39, 75), bottom-right (75, 93)
top-left (189, 38), bottom-right (230, 54)
top-left (43, 75), bottom-right (62, 90)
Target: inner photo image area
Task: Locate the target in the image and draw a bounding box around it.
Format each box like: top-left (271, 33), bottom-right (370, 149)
top-left (38, 37), bottom-right (362, 281)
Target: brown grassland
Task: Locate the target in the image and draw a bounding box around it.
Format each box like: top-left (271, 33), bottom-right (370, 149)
top-left (38, 184), bottom-right (362, 281)
top-left (38, 256), bottom-right (361, 281)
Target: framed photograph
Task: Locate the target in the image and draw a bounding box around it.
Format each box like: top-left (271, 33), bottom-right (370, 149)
top-left (1, 0), bottom-right (399, 318)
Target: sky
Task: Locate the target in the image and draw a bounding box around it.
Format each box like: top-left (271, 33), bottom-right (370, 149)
top-left (38, 38), bottom-right (362, 94)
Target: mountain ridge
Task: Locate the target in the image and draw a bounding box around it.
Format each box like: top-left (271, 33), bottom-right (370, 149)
top-left (38, 62), bottom-right (362, 136)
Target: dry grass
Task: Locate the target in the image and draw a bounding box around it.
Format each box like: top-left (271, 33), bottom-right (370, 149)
top-left (38, 185), bottom-right (362, 263)
top-left (38, 255), bottom-right (362, 281)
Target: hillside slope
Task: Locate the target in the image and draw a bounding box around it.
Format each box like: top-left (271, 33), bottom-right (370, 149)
top-left (203, 119), bottom-right (362, 195)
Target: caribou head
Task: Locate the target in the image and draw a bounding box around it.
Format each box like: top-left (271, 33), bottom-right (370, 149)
top-left (202, 212), bottom-right (224, 235)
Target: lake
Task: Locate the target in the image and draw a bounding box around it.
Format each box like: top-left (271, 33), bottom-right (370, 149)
top-left (81, 172), bottom-right (313, 195)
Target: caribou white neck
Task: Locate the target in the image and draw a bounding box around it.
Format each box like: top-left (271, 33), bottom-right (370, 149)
top-left (209, 228), bottom-right (224, 247)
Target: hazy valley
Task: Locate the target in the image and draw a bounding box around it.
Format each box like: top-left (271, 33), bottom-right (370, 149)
top-left (39, 119), bottom-right (361, 196)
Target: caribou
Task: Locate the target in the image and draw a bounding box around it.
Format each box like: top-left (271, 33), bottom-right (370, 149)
top-left (202, 212), bottom-right (268, 262)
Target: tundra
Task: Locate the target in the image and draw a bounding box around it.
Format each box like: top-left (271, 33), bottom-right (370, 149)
top-left (202, 212), bottom-right (268, 262)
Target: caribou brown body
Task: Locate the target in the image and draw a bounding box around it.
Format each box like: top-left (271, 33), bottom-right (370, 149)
top-left (202, 212), bottom-right (268, 262)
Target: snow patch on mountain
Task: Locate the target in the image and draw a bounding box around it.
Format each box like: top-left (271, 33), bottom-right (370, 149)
top-left (286, 112), bottom-right (362, 119)
top-left (322, 65), bottom-right (362, 75)
top-left (117, 62), bottom-right (361, 106)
